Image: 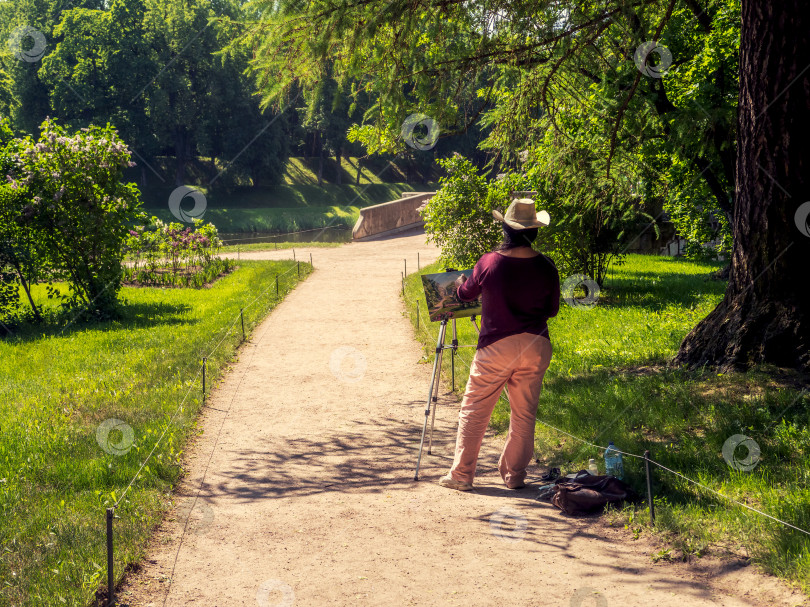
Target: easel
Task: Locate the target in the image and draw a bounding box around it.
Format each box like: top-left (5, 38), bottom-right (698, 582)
top-left (413, 314), bottom-right (480, 481)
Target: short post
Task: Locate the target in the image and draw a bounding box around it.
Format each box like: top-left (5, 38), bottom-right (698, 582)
top-left (417, 252), bottom-right (420, 271)
top-left (297, 260), bottom-right (300, 277)
top-left (293, 248), bottom-right (296, 261)
top-left (416, 301), bottom-right (419, 330)
top-left (240, 308), bottom-right (245, 342)
top-left (404, 258), bottom-right (407, 277)
top-left (644, 450), bottom-right (655, 525)
top-left (401, 272), bottom-right (405, 296)
top-left (276, 275), bottom-right (279, 295)
top-left (106, 508), bottom-right (114, 606)
top-left (309, 253), bottom-right (312, 267)
top-left (202, 357), bottom-right (207, 401)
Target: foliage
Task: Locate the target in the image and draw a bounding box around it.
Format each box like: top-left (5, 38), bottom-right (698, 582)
top-left (6, 119), bottom-right (143, 319)
top-left (2, 0), bottom-right (290, 186)
top-left (244, 0), bottom-right (740, 254)
top-left (123, 217), bottom-right (234, 287)
top-left (0, 116), bottom-right (48, 328)
top-left (522, 136), bottom-right (655, 286)
top-left (420, 150), bottom-right (650, 285)
top-left (419, 154), bottom-right (503, 269)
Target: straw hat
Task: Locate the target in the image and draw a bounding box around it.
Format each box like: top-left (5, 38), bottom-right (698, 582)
top-left (492, 198), bottom-right (550, 229)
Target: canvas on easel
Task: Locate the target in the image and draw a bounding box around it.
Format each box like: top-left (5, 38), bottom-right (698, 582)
top-left (420, 269), bottom-right (482, 322)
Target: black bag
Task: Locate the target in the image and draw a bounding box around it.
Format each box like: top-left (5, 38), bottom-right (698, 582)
top-left (549, 471), bottom-right (639, 515)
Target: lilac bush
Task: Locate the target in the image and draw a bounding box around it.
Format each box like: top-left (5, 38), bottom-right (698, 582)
top-left (6, 119), bottom-right (143, 318)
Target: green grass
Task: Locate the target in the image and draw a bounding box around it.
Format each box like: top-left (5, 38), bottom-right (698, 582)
top-left (0, 260), bottom-right (312, 607)
top-left (140, 182), bottom-right (436, 210)
top-left (404, 254), bottom-right (810, 593)
top-left (280, 156), bottom-right (429, 186)
top-left (217, 240), bottom-right (344, 254)
top-left (138, 180), bottom-right (436, 209)
top-left (145, 204), bottom-right (362, 234)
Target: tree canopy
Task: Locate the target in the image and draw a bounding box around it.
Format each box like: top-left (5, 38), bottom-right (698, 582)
top-left (244, 0), bottom-right (809, 370)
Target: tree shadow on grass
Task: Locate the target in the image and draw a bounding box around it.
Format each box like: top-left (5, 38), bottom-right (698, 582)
top-left (527, 364), bottom-right (810, 517)
top-left (599, 268), bottom-right (728, 310)
top-left (1, 300), bottom-right (195, 343)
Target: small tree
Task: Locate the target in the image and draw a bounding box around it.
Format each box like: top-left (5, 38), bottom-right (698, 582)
top-left (9, 120), bottom-right (144, 319)
top-left (419, 154), bottom-right (510, 269)
top-left (523, 140), bottom-right (655, 286)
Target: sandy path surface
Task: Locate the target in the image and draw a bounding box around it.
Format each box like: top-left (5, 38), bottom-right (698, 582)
top-left (122, 230), bottom-right (806, 607)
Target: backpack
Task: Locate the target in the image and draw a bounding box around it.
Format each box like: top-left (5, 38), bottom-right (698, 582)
top-left (546, 471), bottom-right (639, 516)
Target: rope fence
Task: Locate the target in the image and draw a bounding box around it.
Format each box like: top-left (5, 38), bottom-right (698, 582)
top-left (401, 268), bottom-right (810, 544)
top-left (102, 253), bottom-right (312, 606)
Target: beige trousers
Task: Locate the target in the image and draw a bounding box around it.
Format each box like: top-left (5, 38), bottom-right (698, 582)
top-left (449, 332), bottom-right (553, 487)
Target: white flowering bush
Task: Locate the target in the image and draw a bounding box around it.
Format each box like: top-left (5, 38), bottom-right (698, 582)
top-left (6, 119), bottom-right (144, 319)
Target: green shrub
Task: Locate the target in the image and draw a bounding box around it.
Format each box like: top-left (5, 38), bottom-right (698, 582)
top-left (7, 119), bottom-right (144, 320)
top-left (419, 154), bottom-right (516, 269)
top-left (420, 150), bottom-right (653, 285)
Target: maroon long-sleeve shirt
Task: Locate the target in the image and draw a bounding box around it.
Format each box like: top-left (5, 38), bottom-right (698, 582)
top-left (457, 251), bottom-right (560, 349)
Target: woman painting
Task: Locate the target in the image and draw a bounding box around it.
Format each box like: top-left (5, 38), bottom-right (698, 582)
top-left (439, 198), bottom-right (560, 491)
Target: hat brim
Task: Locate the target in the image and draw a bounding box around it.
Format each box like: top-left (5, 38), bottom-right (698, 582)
top-left (492, 209), bottom-right (550, 229)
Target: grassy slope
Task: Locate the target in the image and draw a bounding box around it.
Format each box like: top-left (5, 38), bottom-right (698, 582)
top-left (134, 156), bottom-right (438, 234)
top-left (404, 254), bottom-right (810, 593)
top-left (0, 260), bottom-right (312, 607)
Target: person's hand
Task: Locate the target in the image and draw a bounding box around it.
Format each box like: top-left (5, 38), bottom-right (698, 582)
top-left (455, 274), bottom-right (467, 288)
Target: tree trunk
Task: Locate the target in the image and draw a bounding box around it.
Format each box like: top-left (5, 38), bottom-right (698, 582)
top-left (317, 135), bottom-right (324, 187)
top-left (356, 157), bottom-right (362, 185)
top-left (674, 0), bottom-right (810, 371)
top-left (335, 147), bottom-right (342, 184)
top-left (9, 257), bottom-right (42, 322)
top-left (174, 129), bottom-right (186, 186)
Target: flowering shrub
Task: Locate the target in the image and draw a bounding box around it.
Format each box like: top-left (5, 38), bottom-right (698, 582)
top-left (5, 119), bottom-right (143, 319)
top-left (123, 217), bottom-right (234, 288)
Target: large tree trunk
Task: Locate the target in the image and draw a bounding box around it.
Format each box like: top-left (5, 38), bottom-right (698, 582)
top-left (674, 0), bottom-right (810, 371)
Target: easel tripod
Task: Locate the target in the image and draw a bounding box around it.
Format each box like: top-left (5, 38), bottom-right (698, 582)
top-left (413, 315), bottom-right (480, 481)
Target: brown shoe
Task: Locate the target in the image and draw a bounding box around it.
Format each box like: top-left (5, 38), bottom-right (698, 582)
top-left (439, 474), bottom-right (473, 491)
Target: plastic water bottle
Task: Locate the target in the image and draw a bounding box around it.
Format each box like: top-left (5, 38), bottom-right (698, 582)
top-left (604, 442), bottom-right (624, 480)
top-left (588, 458), bottom-right (599, 475)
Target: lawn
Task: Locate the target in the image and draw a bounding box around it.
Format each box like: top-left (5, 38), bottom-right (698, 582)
top-left (403, 254), bottom-right (810, 593)
top-left (217, 240), bottom-right (344, 254)
top-left (0, 260), bottom-right (311, 607)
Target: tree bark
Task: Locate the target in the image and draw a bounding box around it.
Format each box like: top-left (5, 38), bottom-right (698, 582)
top-left (174, 128), bottom-right (187, 186)
top-left (317, 134), bottom-right (324, 187)
top-left (674, 0), bottom-right (810, 371)
top-left (9, 257), bottom-right (41, 322)
top-left (335, 147), bottom-right (342, 184)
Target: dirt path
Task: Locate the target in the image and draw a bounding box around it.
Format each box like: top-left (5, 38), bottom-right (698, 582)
top-left (122, 230), bottom-right (806, 607)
